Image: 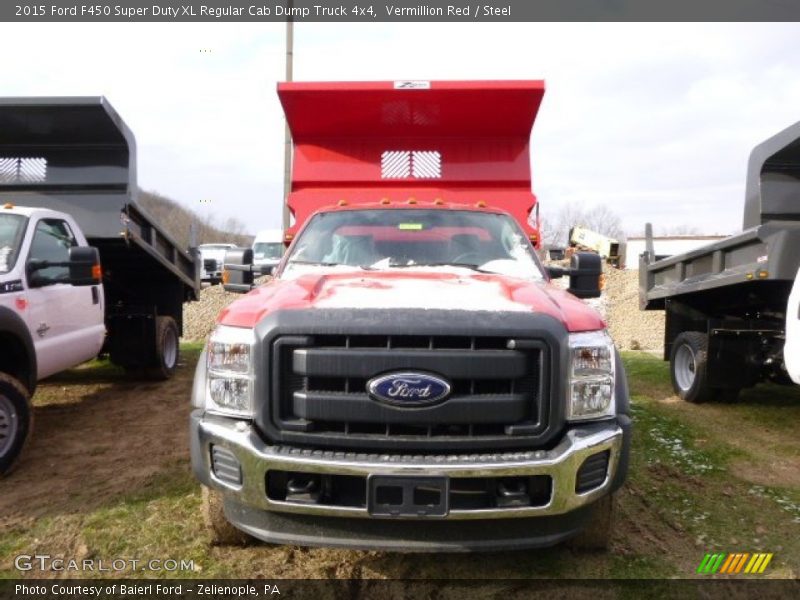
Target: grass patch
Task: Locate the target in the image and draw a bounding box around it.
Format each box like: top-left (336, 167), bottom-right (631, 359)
top-left (622, 352), bottom-right (800, 576)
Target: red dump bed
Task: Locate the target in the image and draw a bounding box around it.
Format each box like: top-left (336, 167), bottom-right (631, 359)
top-left (278, 80), bottom-right (545, 246)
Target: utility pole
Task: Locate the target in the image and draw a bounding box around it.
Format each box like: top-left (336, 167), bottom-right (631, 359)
top-left (282, 3), bottom-right (294, 233)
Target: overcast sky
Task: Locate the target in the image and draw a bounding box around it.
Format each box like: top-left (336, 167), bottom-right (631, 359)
top-left (1, 22), bottom-right (799, 237)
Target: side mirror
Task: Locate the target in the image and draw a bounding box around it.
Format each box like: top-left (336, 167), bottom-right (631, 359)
top-left (567, 252), bottom-right (602, 299)
top-left (27, 246), bottom-right (101, 287)
top-left (546, 265), bottom-right (568, 279)
top-left (68, 246), bottom-right (102, 286)
top-left (223, 247), bottom-right (255, 293)
top-left (256, 264), bottom-right (276, 277)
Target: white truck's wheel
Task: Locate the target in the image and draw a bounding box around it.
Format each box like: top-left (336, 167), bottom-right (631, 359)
top-left (0, 373), bottom-right (32, 476)
top-left (147, 316), bottom-right (180, 381)
top-left (670, 332), bottom-right (717, 403)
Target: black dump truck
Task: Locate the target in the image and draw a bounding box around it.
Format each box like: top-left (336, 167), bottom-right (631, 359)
top-left (0, 97), bottom-right (199, 379)
top-left (640, 120), bottom-right (800, 402)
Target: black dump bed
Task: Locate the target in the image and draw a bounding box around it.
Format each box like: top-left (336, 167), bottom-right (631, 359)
top-left (0, 97), bottom-right (199, 304)
top-left (641, 120), bottom-right (800, 310)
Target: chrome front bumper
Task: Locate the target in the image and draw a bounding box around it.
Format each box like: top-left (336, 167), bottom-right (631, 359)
top-left (191, 411), bottom-right (625, 521)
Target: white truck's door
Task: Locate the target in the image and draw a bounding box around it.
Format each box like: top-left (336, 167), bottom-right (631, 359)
top-left (25, 217), bottom-right (105, 379)
top-left (786, 267), bottom-right (800, 385)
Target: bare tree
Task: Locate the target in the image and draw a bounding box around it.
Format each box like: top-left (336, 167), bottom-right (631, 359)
top-left (541, 202), bottom-right (624, 248)
top-left (137, 190), bottom-right (254, 249)
top-left (657, 223), bottom-right (701, 236)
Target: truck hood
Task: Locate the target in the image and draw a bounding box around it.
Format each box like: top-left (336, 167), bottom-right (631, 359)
top-left (217, 270), bottom-right (605, 332)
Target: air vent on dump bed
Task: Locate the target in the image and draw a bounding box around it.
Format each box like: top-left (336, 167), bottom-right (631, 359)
top-left (0, 157), bottom-right (47, 183)
top-left (380, 151), bottom-right (441, 179)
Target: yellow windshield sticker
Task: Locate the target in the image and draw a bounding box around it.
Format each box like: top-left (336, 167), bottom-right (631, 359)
top-left (398, 223), bottom-right (423, 231)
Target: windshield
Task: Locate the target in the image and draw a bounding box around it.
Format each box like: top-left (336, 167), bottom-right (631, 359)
top-left (200, 245), bottom-right (234, 252)
top-left (283, 209), bottom-right (544, 280)
top-left (0, 214), bottom-right (27, 274)
top-left (253, 242), bottom-right (284, 260)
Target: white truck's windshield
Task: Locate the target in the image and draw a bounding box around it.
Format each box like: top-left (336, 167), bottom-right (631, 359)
top-left (0, 214), bottom-right (26, 274)
top-left (253, 242), bottom-right (284, 260)
top-left (284, 209), bottom-right (544, 280)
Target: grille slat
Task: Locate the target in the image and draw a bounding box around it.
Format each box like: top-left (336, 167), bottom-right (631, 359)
top-left (269, 335), bottom-right (550, 451)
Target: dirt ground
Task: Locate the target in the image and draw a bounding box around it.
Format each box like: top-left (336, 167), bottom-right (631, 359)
top-left (0, 362), bottom-right (191, 530)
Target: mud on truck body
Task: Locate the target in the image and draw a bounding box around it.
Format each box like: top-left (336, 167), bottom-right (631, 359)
top-left (191, 81), bottom-right (631, 551)
top-left (640, 120), bottom-right (800, 402)
top-left (0, 98), bottom-right (199, 474)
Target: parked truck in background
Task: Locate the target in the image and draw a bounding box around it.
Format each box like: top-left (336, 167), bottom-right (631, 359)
top-left (0, 97), bottom-right (199, 475)
top-left (640, 120), bottom-right (800, 402)
top-left (191, 81), bottom-right (630, 551)
top-left (200, 243), bottom-right (236, 284)
top-left (251, 229), bottom-right (284, 271)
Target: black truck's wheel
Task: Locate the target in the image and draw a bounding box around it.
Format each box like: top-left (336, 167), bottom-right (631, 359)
top-left (146, 316), bottom-right (180, 381)
top-left (566, 493), bottom-right (615, 551)
top-left (201, 486), bottom-right (252, 546)
top-left (0, 373), bottom-right (32, 477)
top-left (670, 332), bottom-right (718, 403)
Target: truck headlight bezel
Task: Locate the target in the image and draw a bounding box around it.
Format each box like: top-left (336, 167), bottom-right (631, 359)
top-left (567, 330), bottom-right (616, 421)
top-left (206, 325), bottom-right (256, 418)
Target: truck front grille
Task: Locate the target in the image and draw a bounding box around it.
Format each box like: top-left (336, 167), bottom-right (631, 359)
top-left (266, 334), bottom-right (552, 451)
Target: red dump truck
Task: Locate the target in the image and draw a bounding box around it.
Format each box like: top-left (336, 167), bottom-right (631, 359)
top-left (190, 81), bottom-right (631, 551)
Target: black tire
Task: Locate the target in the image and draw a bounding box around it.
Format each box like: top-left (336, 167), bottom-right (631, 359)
top-left (566, 493), bottom-right (615, 551)
top-left (717, 388), bottom-right (741, 403)
top-left (0, 373), bottom-right (32, 477)
top-left (669, 331), bottom-right (717, 403)
top-left (145, 316), bottom-right (180, 381)
top-left (201, 486), bottom-right (252, 546)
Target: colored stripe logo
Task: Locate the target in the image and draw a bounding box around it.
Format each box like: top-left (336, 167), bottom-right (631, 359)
top-left (697, 552), bottom-right (773, 574)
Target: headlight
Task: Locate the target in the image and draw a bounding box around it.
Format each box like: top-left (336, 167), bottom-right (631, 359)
top-left (206, 325), bottom-right (256, 417)
top-left (567, 330), bottom-right (615, 420)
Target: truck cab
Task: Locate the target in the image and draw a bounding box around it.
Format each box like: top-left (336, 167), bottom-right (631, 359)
top-left (199, 243), bottom-right (236, 284)
top-left (190, 81), bottom-right (631, 551)
top-left (0, 203), bottom-right (104, 474)
top-left (251, 229), bottom-right (284, 272)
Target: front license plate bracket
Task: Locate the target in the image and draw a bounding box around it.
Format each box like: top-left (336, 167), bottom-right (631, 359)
top-left (368, 475), bottom-right (449, 517)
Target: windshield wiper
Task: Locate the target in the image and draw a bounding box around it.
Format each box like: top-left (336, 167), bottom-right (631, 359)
top-left (287, 260), bottom-right (379, 270)
top-left (286, 260), bottom-right (342, 267)
top-left (388, 261), bottom-right (486, 271)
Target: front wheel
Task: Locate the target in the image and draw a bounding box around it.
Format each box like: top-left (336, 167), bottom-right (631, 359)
top-left (566, 493), bottom-right (615, 551)
top-left (0, 373), bottom-right (32, 476)
top-left (201, 486), bottom-right (252, 546)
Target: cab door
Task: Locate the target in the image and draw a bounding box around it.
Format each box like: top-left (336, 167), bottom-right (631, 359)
top-left (25, 218), bottom-right (104, 379)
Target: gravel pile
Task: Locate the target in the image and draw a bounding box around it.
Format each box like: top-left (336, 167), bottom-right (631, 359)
top-left (181, 269), bottom-right (665, 353)
top-left (181, 278), bottom-right (270, 342)
top-left (603, 267), bottom-right (664, 353)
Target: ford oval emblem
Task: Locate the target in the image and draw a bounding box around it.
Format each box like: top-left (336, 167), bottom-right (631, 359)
top-left (367, 371), bottom-right (451, 407)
